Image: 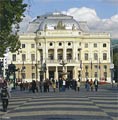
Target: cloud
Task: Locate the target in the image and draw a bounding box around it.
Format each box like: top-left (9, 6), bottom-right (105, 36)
top-left (62, 7), bottom-right (118, 38)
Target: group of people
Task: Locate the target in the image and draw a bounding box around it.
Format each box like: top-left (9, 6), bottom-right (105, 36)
top-left (18, 78), bottom-right (81, 93)
top-left (85, 78), bottom-right (99, 92)
top-left (0, 78), bottom-right (99, 112)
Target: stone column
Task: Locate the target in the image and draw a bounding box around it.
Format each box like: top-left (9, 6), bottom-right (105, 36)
top-left (63, 42), bottom-right (66, 61)
top-left (73, 66), bottom-right (78, 80)
top-left (54, 44), bottom-right (57, 61)
top-left (46, 66), bottom-right (49, 79)
top-left (55, 66), bottom-right (58, 80)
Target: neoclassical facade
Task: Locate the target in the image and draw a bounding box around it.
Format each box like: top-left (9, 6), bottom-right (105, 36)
top-left (7, 12), bottom-right (111, 82)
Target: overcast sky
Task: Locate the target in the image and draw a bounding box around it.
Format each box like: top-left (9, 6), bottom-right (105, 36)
top-left (20, 0), bottom-right (118, 39)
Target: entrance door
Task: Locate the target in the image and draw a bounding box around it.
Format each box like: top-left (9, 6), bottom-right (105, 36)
top-left (49, 71), bottom-right (54, 79)
top-left (67, 71), bottom-right (73, 80)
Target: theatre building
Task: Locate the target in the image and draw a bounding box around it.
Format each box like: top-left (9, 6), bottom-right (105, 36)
top-left (7, 12), bottom-right (111, 82)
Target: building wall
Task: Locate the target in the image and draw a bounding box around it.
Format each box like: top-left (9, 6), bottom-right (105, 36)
top-left (7, 30), bottom-right (111, 83)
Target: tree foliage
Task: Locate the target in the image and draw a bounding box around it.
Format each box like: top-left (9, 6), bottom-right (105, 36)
top-left (0, 0), bottom-right (27, 57)
top-left (113, 48), bottom-right (118, 67)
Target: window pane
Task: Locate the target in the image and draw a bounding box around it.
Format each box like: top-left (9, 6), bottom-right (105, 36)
top-left (32, 73), bottom-right (35, 78)
top-left (94, 53), bottom-right (98, 60)
top-left (22, 44), bottom-right (25, 48)
top-left (94, 72), bottom-right (98, 77)
top-left (22, 54), bottom-right (26, 61)
top-left (31, 44), bottom-right (35, 48)
top-left (31, 54), bottom-right (35, 61)
top-left (85, 43), bottom-right (88, 48)
top-left (94, 43), bottom-right (97, 48)
top-left (85, 53), bottom-right (88, 60)
top-left (103, 53), bottom-right (107, 60)
top-left (103, 43), bottom-right (106, 47)
top-left (12, 54), bottom-right (16, 61)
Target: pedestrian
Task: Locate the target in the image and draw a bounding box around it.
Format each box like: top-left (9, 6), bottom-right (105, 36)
top-left (31, 80), bottom-right (37, 93)
top-left (90, 79), bottom-right (94, 91)
top-left (85, 79), bottom-right (90, 91)
top-left (94, 78), bottom-right (99, 91)
top-left (62, 79), bottom-right (66, 92)
top-left (0, 82), bottom-right (11, 112)
top-left (52, 79), bottom-right (56, 92)
top-left (58, 78), bottom-right (63, 92)
top-left (77, 79), bottom-right (81, 92)
top-left (72, 79), bottom-right (77, 91)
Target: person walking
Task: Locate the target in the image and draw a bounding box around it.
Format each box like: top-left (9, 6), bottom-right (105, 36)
top-left (94, 78), bottom-right (99, 91)
top-left (85, 79), bottom-right (90, 91)
top-left (77, 79), bottom-right (81, 92)
top-left (52, 79), bottom-right (56, 92)
top-left (0, 82), bottom-right (11, 112)
top-left (90, 79), bottom-right (94, 91)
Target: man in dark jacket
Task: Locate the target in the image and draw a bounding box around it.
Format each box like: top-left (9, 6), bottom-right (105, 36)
top-left (1, 85), bottom-right (11, 112)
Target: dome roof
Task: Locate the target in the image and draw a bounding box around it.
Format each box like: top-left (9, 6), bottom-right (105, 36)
top-left (26, 12), bottom-right (81, 33)
top-left (27, 13), bottom-right (80, 32)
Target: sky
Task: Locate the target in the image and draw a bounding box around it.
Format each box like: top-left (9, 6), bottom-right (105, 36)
top-left (20, 0), bottom-right (118, 39)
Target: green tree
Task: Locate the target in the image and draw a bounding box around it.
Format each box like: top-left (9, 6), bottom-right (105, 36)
top-left (0, 0), bottom-right (27, 57)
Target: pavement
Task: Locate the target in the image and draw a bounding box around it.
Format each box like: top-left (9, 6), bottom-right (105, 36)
top-left (0, 84), bottom-right (118, 120)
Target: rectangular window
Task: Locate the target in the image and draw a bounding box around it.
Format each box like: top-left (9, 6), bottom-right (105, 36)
top-left (85, 43), bottom-right (88, 48)
top-left (85, 53), bottom-right (88, 60)
top-left (103, 53), bottom-right (107, 60)
top-left (31, 44), bottom-right (35, 48)
top-left (22, 54), bottom-right (26, 61)
top-left (48, 54), bottom-right (54, 60)
top-left (67, 54), bottom-right (72, 60)
top-left (58, 54), bottom-right (63, 60)
top-left (12, 54), bottom-right (16, 61)
top-left (103, 43), bottom-right (107, 47)
top-left (94, 72), bottom-right (98, 77)
top-left (32, 73), bottom-right (35, 79)
top-left (22, 44), bottom-right (25, 48)
top-left (31, 54), bottom-right (35, 61)
top-left (94, 43), bottom-right (97, 48)
top-left (94, 53), bottom-right (98, 60)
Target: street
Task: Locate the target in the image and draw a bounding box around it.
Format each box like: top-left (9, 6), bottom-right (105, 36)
top-left (0, 84), bottom-right (118, 120)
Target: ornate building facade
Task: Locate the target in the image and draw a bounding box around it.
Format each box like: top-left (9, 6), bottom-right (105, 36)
top-left (7, 12), bottom-right (111, 82)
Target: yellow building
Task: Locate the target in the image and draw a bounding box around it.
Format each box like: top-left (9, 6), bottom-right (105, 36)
top-left (7, 12), bottom-right (111, 82)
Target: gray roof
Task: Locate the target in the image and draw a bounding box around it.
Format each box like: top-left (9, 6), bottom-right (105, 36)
top-left (26, 12), bottom-right (89, 33)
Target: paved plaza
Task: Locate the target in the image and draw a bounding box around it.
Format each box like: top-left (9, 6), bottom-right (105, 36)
top-left (0, 84), bottom-right (118, 120)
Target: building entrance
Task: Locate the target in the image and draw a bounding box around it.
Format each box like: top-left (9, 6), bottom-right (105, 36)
top-left (49, 71), bottom-right (54, 79)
